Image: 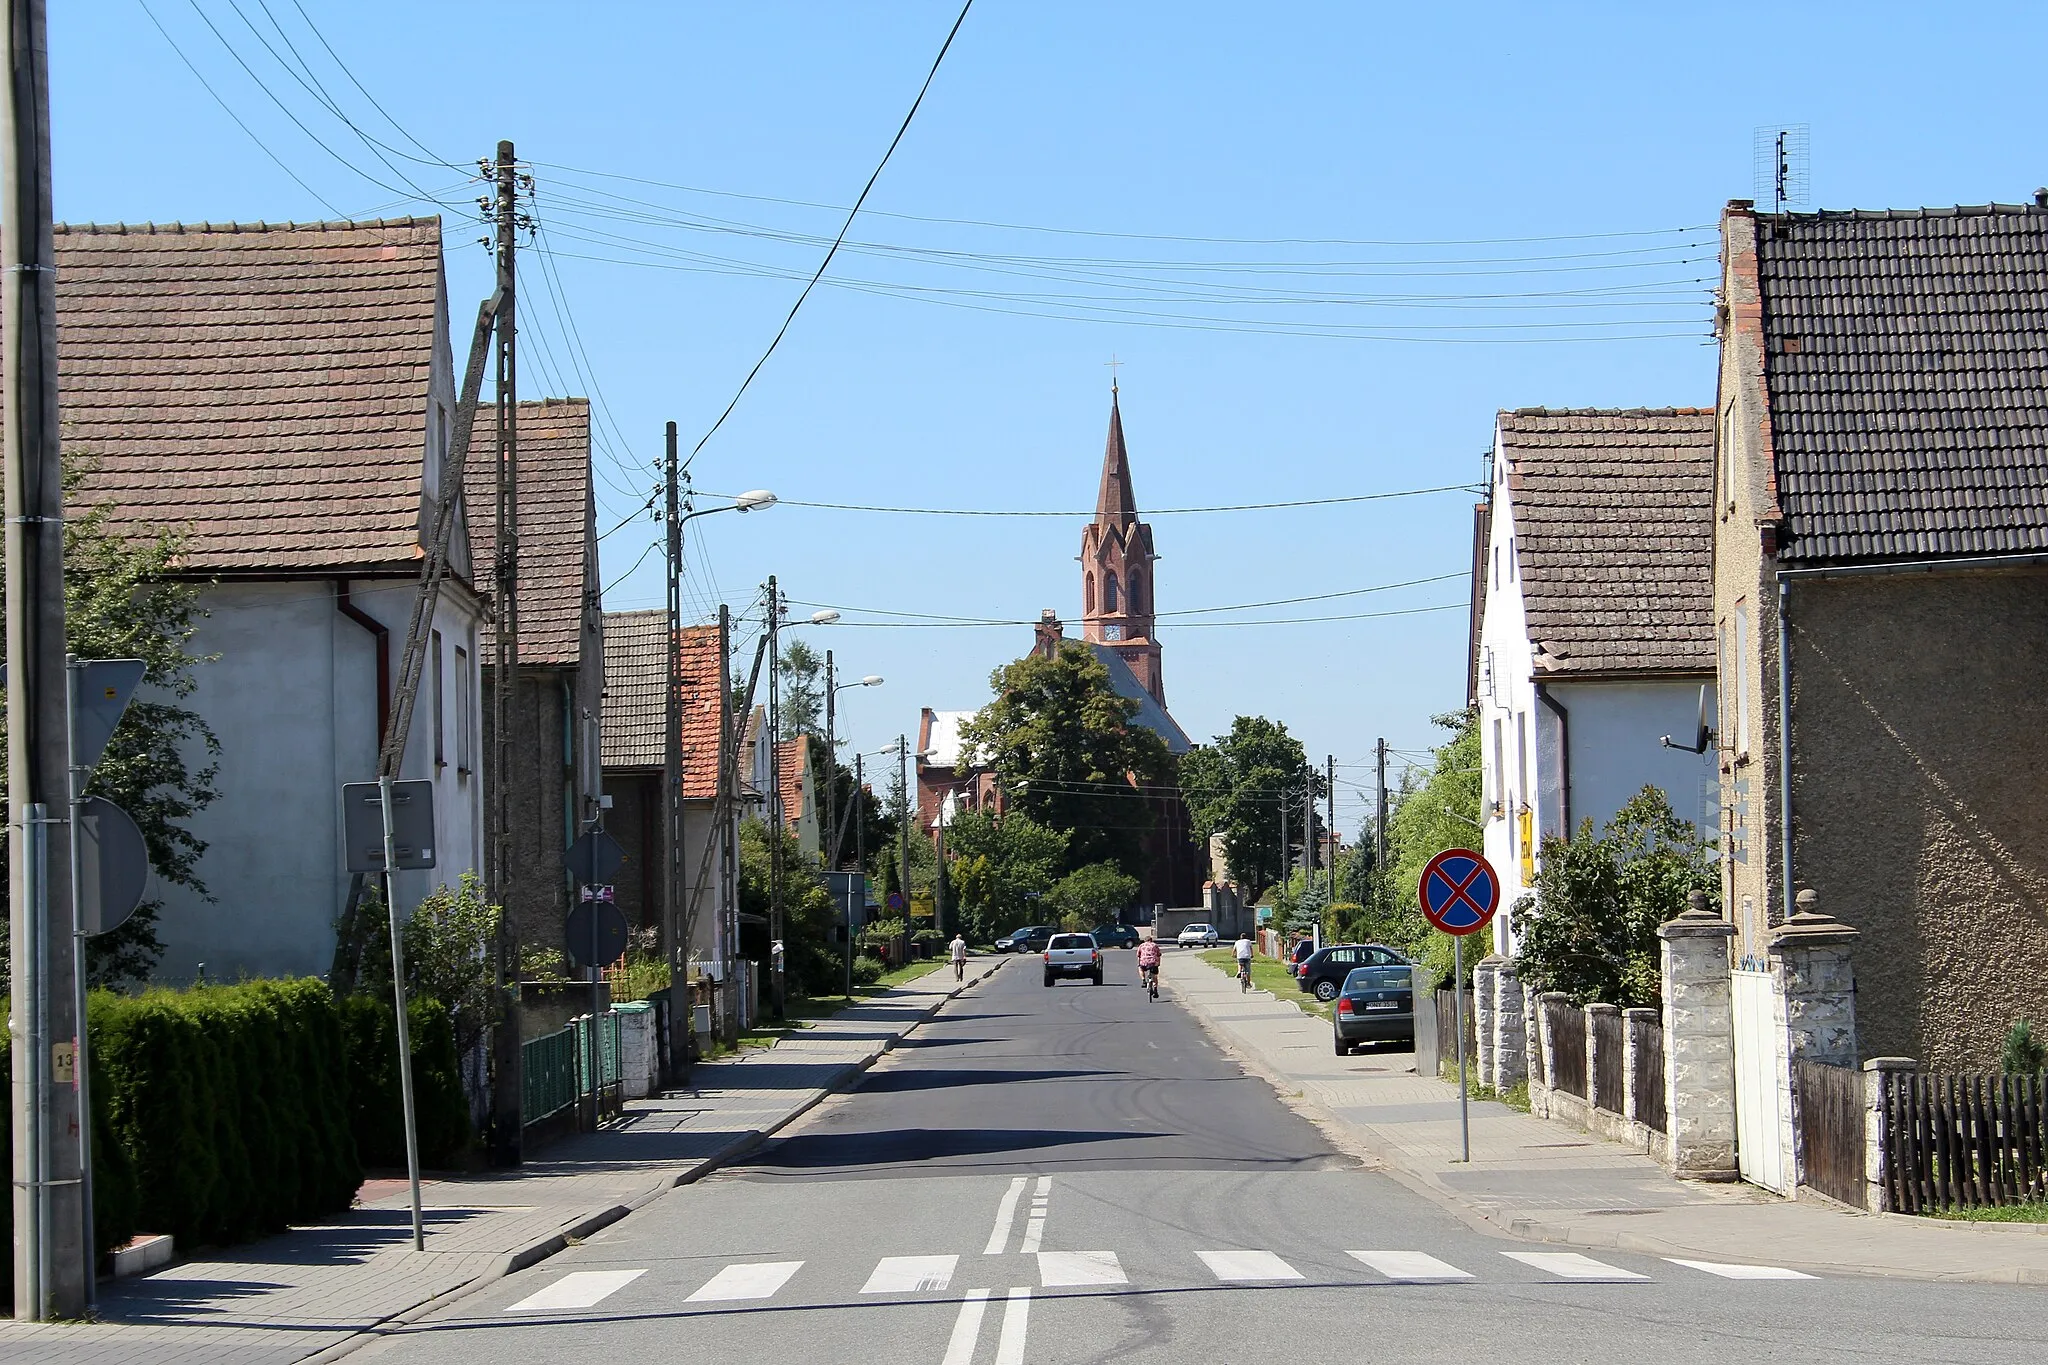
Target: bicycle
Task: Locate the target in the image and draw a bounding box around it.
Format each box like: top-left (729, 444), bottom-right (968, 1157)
top-left (1237, 958), bottom-right (1253, 992)
top-left (1141, 963), bottom-right (1159, 1001)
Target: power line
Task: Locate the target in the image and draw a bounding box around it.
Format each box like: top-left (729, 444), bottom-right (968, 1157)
top-left (788, 601), bottom-right (1466, 629)
top-left (681, 0), bottom-right (977, 476)
top-left (282, 0), bottom-right (463, 169)
top-left (702, 482), bottom-right (1480, 518)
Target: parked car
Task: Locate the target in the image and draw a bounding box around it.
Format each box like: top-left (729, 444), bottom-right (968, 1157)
top-left (1298, 943), bottom-right (1409, 1002)
top-left (996, 925), bottom-right (1055, 953)
top-left (1176, 923), bottom-right (1219, 948)
top-left (1287, 938), bottom-right (1317, 978)
top-left (1091, 923), bottom-right (1140, 949)
top-left (1043, 932), bottom-right (1103, 986)
top-left (1333, 962), bottom-right (1415, 1054)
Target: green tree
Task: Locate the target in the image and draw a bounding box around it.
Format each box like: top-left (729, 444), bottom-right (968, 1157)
top-left (959, 642), bottom-right (1173, 877)
top-left (946, 810), bottom-right (1068, 941)
top-left (1179, 716), bottom-right (1317, 901)
top-left (736, 816), bottom-right (841, 999)
top-left (1513, 785), bottom-right (1716, 1008)
top-left (777, 639), bottom-right (825, 742)
top-left (352, 872), bottom-right (503, 1057)
top-left (1046, 862), bottom-right (1140, 928)
top-left (1376, 709), bottom-right (1484, 984)
top-left (0, 464), bottom-right (222, 991)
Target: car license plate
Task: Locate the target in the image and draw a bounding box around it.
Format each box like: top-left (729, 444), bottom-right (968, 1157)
top-left (1364, 1000), bottom-right (1399, 1011)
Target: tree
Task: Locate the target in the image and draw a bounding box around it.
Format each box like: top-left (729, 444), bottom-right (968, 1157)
top-left (1045, 862), bottom-right (1140, 928)
top-left (1179, 716), bottom-right (1317, 901)
top-left (945, 810), bottom-right (1068, 942)
top-left (777, 638), bottom-right (824, 743)
top-left (0, 463), bottom-right (222, 991)
top-left (736, 816), bottom-right (841, 999)
top-left (353, 871), bottom-right (503, 1057)
top-left (1513, 785), bottom-right (1717, 1009)
top-left (959, 642), bottom-right (1174, 877)
top-left (1377, 709), bottom-right (1483, 985)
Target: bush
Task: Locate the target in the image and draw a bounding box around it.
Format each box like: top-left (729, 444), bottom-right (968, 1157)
top-left (2004, 1020), bottom-right (2047, 1076)
top-left (850, 955), bottom-right (885, 989)
top-left (339, 993), bottom-right (471, 1170)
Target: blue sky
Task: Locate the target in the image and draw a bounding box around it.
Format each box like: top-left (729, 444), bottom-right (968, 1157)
top-left (55, 2), bottom-right (2048, 833)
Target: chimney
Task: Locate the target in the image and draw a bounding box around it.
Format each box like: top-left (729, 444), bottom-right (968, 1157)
top-left (1034, 609), bottom-right (1064, 659)
top-left (2035, 187), bottom-right (2048, 208)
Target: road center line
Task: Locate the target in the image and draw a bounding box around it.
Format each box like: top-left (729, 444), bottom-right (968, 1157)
top-left (994, 1287), bottom-right (1031, 1365)
top-left (1019, 1181), bottom-right (1051, 1254)
top-left (984, 1176), bottom-right (1029, 1255)
top-left (939, 1289), bottom-right (990, 1365)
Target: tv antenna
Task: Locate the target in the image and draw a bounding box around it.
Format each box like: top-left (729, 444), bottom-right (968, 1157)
top-left (1753, 125), bottom-right (1810, 212)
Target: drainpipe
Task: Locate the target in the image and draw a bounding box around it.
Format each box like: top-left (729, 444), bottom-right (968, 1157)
top-left (1775, 576), bottom-right (1794, 927)
top-left (1536, 683), bottom-right (1570, 836)
top-left (334, 580), bottom-right (390, 755)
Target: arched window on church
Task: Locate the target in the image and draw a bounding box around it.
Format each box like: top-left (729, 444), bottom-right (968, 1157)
top-left (1085, 573), bottom-right (1096, 613)
top-left (1104, 571), bottom-right (1120, 613)
top-left (1129, 571), bottom-right (1146, 616)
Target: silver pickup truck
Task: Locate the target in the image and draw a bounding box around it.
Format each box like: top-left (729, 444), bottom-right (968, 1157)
top-left (1042, 932), bottom-right (1103, 987)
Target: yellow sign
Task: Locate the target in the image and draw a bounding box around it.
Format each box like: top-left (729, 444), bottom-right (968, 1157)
top-left (1517, 806), bottom-right (1535, 882)
top-left (908, 892), bottom-right (935, 921)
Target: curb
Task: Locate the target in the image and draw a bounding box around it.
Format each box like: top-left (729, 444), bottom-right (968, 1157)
top-left (300, 957), bottom-right (1005, 1361)
top-left (1169, 959), bottom-right (2048, 1286)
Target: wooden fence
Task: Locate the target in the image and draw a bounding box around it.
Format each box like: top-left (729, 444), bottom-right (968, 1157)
top-left (1434, 989), bottom-right (1476, 1077)
top-left (1880, 1070), bottom-right (2047, 1212)
top-left (1634, 1017), bottom-right (1668, 1134)
top-left (1591, 1010), bottom-right (1625, 1113)
top-left (1545, 997), bottom-right (1587, 1099)
top-left (1794, 1060), bottom-right (1866, 1209)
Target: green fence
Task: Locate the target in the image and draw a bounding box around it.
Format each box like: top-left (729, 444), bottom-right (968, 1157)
top-left (522, 1025), bottom-right (580, 1126)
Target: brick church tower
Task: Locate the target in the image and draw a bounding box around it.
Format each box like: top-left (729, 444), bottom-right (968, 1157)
top-left (1080, 386), bottom-right (1165, 705)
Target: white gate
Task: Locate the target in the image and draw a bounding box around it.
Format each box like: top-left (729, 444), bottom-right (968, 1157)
top-left (1730, 968), bottom-right (1788, 1193)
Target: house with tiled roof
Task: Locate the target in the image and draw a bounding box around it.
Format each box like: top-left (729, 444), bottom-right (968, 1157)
top-left (37, 217), bottom-right (483, 981)
top-left (1715, 198), bottom-right (2048, 1068)
top-left (464, 398), bottom-right (604, 951)
top-left (599, 613), bottom-right (736, 971)
top-left (1473, 408), bottom-right (1720, 951)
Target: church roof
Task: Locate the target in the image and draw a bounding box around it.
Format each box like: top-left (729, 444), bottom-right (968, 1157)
top-left (1088, 643), bottom-right (1192, 754)
top-left (1096, 391), bottom-right (1139, 525)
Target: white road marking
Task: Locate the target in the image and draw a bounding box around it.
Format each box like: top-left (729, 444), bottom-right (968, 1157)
top-left (863, 1255), bottom-right (959, 1294)
top-left (994, 1287), bottom-right (1031, 1365)
top-left (1502, 1251), bottom-right (1647, 1281)
top-left (1019, 1177), bottom-right (1052, 1254)
top-left (1198, 1250), bottom-right (1305, 1282)
top-left (506, 1269), bottom-right (646, 1312)
top-left (939, 1289), bottom-right (990, 1365)
top-left (1346, 1250), bottom-right (1474, 1282)
top-left (685, 1261), bottom-right (805, 1302)
top-left (984, 1177), bottom-right (1028, 1255)
top-left (1035, 1250), bottom-right (1127, 1287)
top-left (1665, 1258), bottom-right (1816, 1280)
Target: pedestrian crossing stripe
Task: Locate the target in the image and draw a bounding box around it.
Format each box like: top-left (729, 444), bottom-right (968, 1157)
top-left (1664, 1258), bottom-right (1816, 1280)
top-left (862, 1255), bottom-right (959, 1294)
top-left (506, 1269), bottom-right (646, 1312)
top-left (1502, 1251), bottom-right (1648, 1281)
top-left (1035, 1250), bottom-right (1126, 1287)
top-left (1197, 1250), bottom-right (1304, 1282)
top-left (686, 1260), bottom-right (805, 1302)
top-left (1347, 1250), bottom-right (1473, 1282)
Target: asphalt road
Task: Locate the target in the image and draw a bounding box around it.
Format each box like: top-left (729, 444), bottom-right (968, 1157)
top-left (361, 951), bottom-right (2048, 1365)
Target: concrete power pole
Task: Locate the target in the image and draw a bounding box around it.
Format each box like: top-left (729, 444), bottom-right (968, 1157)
top-left (486, 138), bottom-right (523, 1167)
top-left (1375, 737), bottom-right (1388, 889)
top-left (5, 0), bottom-right (86, 1318)
top-left (765, 577), bottom-right (784, 1018)
top-left (1326, 754), bottom-right (1337, 903)
top-left (896, 735), bottom-right (910, 924)
top-left (662, 423), bottom-right (681, 971)
top-left (823, 649), bottom-right (836, 868)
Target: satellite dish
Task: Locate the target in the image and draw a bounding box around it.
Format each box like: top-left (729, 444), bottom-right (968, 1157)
top-left (1660, 684), bottom-right (1715, 755)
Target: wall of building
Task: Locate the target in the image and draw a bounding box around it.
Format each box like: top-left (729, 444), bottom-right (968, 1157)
top-left (1477, 441), bottom-right (1537, 953)
top-left (1786, 569), bottom-right (2048, 1068)
top-left (1546, 679), bottom-right (1719, 836)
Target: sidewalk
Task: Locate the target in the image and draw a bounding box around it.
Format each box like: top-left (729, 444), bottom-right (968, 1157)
top-left (1166, 951), bottom-right (2048, 1286)
top-left (0, 956), bottom-right (1007, 1364)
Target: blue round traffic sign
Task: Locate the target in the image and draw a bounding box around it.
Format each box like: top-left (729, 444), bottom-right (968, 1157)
top-left (1417, 848), bottom-right (1500, 937)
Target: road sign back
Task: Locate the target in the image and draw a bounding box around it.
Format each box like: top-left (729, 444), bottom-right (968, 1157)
top-left (1418, 848), bottom-right (1500, 937)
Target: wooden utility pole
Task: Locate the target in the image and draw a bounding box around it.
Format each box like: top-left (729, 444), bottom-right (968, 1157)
top-left (486, 138), bottom-right (523, 1166)
top-left (5, 0), bottom-right (85, 1318)
top-left (663, 423), bottom-right (681, 969)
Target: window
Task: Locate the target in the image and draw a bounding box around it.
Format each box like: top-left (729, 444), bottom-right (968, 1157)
top-left (1515, 711), bottom-right (1528, 811)
top-left (455, 645), bottom-right (474, 774)
top-left (1104, 571), bottom-right (1120, 612)
top-left (1733, 606), bottom-right (1751, 759)
top-left (431, 631), bottom-right (445, 767)
top-left (1490, 718), bottom-right (1505, 815)
top-left (1085, 573), bottom-right (1096, 613)
top-left (1130, 571), bottom-right (1145, 615)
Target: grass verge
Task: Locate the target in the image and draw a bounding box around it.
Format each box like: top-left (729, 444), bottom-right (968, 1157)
top-left (1927, 1201), bottom-right (2048, 1224)
top-left (699, 957), bottom-right (960, 1056)
top-left (1198, 948), bottom-right (1332, 1020)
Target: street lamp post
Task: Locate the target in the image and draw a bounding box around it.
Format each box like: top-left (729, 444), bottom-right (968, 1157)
top-left (823, 657), bottom-right (884, 870)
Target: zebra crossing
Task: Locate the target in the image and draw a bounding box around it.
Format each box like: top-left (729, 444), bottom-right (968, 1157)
top-left (503, 1246), bottom-right (1816, 1314)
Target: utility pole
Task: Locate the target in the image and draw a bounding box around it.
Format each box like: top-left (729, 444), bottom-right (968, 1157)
top-left (662, 423), bottom-right (682, 971)
top-left (486, 137), bottom-right (523, 1167)
top-left (1303, 777), bottom-right (1316, 896)
top-left (715, 603), bottom-right (736, 1042)
top-left (933, 795), bottom-right (947, 939)
top-left (823, 648), bottom-right (836, 869)
top-left (6, 0), bottom-right (85, 1318)
top-left (897, 734), bottom-right (910, 923)
top-left (1278, 792), bottom-right (1289, 908)
top-left (1375, 737), bottom-right (1388, 890)
top-left (1326, 754), bottom-right (1337, 903)
top-left (765, 577), bottom-right (784, 1018)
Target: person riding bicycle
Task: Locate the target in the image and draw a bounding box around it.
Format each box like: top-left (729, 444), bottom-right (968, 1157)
top-left (1135, 937), bottom-right (1162, 992)
top-left (1233, 933), bottom-right (1255, 988)
top-left (949, 933), bottom-right (968, 981)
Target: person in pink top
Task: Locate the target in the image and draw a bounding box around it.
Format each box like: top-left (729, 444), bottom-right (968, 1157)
top-left (1135, 937), bottom-right (1162, 997)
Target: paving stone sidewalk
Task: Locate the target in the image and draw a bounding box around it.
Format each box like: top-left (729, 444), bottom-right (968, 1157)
top-left (0, 956), bottom-right (1006, 1363)
top-left (1167, 951), bottom-right (2048, 1286)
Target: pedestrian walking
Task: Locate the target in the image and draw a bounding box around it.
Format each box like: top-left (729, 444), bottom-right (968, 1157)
top-left (950, 932), bottom-right (968, 982)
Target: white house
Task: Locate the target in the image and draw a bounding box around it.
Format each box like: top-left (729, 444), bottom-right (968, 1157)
top-left (58, 218), bottom-right (484, 982)
top-left (1473, 408), bottom-right (1720, 954)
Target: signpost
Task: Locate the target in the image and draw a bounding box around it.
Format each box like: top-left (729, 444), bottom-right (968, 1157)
top-left (564, 828), bottom-right (627, 1130)
top-left (1417, 848), bottom-right (1500, 1164)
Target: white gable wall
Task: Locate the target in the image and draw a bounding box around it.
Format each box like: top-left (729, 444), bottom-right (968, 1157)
top-left (1477, 436), bottom-right (1538, 954)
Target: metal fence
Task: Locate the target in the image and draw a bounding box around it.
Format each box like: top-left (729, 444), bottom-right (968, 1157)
top-left (576, 1012), bottom-right (625, 1124)
top-left (1880, 1069), bottom-right (2047, 1212)
top-left (1545, 997), bottom-right (1587, 1099)
top-left (1591, 1010), bottom-right (1625, 1114)
top-left (523, 1025), bottom-right (579, 1126)
top-left (1795, 1059), bottom-right (1866, 1209)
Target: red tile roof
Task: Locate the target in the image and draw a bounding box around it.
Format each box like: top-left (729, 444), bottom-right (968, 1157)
top-left (600, 613), bottom-right (725, 798)
top-left (777, 736), bottom-right (809, 825)
top-left (43, 219), bottom-right (445, 574)
top-left (466, 398), bottom-right (594, 666)
top-left (677, 625), bottom-right (724, 800)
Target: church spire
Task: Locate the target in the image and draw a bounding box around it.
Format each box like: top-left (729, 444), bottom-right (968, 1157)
top-left (1096, 386), bottom-right (1139, 526)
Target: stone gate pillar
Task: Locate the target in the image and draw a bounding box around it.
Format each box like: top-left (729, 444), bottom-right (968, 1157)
top-left (1493, 958), bottom-right (1528, 1091)
top-left (1473, 957), bottom-right (1500, 1088)
top-left (1770, 888), bottom-right (1860, 1193)
top-left (1658, 890), bottom-right (1738, 1180)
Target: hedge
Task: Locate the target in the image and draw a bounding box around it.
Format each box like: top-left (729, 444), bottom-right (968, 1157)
top-left (1, 979), bottom-right (469, 1308)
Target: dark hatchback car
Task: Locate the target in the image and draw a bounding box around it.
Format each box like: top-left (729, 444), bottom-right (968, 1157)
top-left (1334, 962), bottom-right (1414, 1054)
top-left (1298, 943), bottom-right (1409, 1002)
top-left (1091, 924), bottom-right (1140, 949)
top-left (1287, 938), bottom-right (1316, 978)
top-left (996, 925), bottom-right (1055, 953)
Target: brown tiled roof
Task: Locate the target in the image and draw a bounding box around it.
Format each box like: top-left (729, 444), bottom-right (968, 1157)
top-left (600, 613), bottom-right (724, 797)
top-left (777, 736), bottom-right (809, 824)
top-left (1753, 205), bottom-right (2048, 564)
top-left (39, 219), bottom-right (444, 574)
top-left (466, 398), bottom-right (593, 666)
top-left (1499, 408), bottom-right (1716, 675)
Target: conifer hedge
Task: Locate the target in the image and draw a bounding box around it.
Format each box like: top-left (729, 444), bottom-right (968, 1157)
top-left (2, 979), bottom-right (469, 1308)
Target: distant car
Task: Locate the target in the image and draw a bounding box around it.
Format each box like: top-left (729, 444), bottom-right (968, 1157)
top-left (1288, 939), bottom-right (1317, 978)
top-left (996, 926), bottom-right (1055, 954)
top-left (1043, 932), bottom-right (1103, 986)
top-left (1333, 962), bottom-right (1415, 1054)
top-left (1176, 923), bottom-right (1219, 948)
top-left (1298, 943), bottom-right (1409, 1002)
top-left (1091, 924), bottom-right (1140, 949)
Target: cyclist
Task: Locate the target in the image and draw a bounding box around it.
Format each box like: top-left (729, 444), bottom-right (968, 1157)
top-left (949, 932), bottom-right (968, 982)
top-left (1135, 936), bottom-right (1162, 998)
top-left (1233, 932), bottom-right (1255, 991)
